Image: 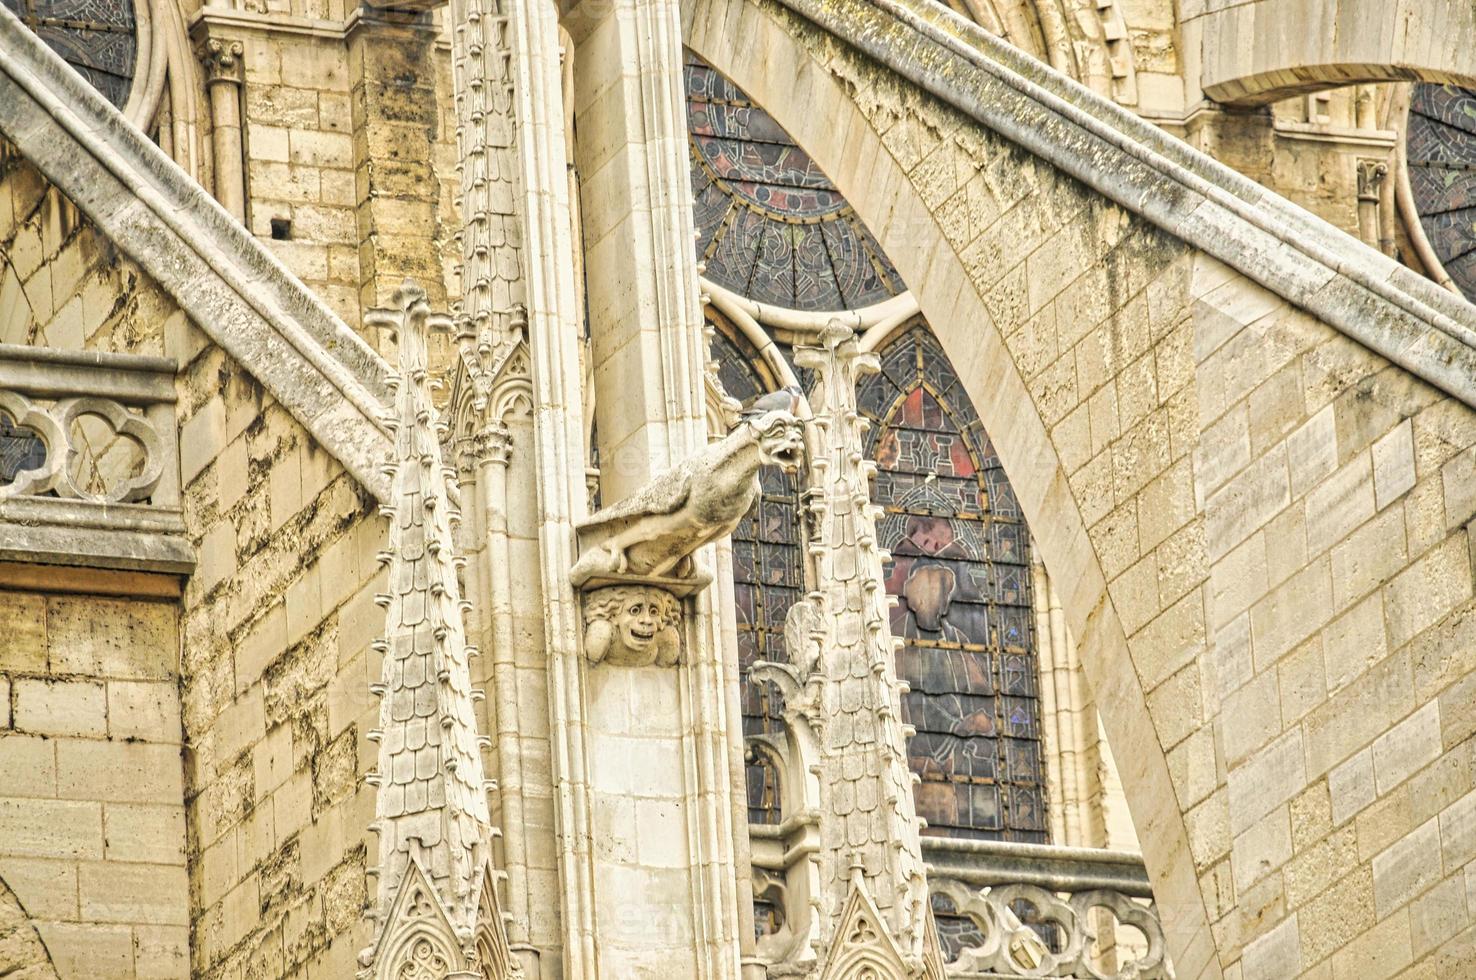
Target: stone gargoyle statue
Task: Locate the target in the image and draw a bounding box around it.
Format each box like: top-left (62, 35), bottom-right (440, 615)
top-left (570, 408), bottom-right (806, 589)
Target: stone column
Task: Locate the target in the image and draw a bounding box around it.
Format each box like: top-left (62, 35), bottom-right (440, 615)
top-left (568, 0), bottom-right (708, 494)
top-left (565, 0), bottom-right (741, 972)
top-left (1356, 158), bottom-right (1388, 252)
top-left (199, 37), bottom-right (246, 222)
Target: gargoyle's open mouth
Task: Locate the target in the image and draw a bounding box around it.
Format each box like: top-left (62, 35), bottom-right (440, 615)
top-left (630, 627), bottom-right (657, 642)
top-left (772, 445), bottom-right (803, 468)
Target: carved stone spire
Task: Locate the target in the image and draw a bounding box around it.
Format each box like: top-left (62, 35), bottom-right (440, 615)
top-left (359, 281), bottom-right (518, 980)
top-left (449, 0), bottom-right (524, 357)
top-left (757, 321), bottom-right (945, 979)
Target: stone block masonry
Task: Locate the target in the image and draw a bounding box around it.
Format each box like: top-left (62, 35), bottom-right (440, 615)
top-left (174, 327), bottom-right (389, 978)
top-left (0, 589), bottom-right (190, 979)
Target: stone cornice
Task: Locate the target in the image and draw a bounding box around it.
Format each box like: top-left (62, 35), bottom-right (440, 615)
top-left (767, 0), bottom-right (1476, 412)
top-left (0, 1), bottom-right (394, 502)
top-left (187, 5), bottom-right (453, 50)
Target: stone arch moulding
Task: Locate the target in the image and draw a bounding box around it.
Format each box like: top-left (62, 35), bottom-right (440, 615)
top-left (0, 872), bottom-right (62, 978)
top-left (680, 1), bottom-right (1219, 977)
top-left (1189, 0), bottom-right (1476, 106)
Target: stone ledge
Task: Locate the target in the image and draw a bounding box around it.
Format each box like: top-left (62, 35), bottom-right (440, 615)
top-left (0, 499), bottom-right (193, 574)
top-left (922, 836), bottom-right (1153, 898)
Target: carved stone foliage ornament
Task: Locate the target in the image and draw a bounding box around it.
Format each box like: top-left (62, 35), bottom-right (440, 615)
top-left (199, 38), bottom-right (244, 85)
top-left (582, 585), bottom-right (682, 667)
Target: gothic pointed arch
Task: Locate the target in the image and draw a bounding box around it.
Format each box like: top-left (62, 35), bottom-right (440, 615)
top-left (693, 60), bottom-right (1049, 847)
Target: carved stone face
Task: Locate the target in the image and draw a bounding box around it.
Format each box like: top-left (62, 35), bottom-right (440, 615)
top-left (617, 595), bottom-right (663, 652)
top-left (583, 585), bottom-right (682, 667)
top-left (752, 411), bottom-right (805, 471)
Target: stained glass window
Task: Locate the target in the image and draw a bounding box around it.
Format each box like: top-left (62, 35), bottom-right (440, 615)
top-left (1407, 83), bottom-right (1476, 301)
top-left (0, 411), bottom-right (47, 483)
top-left (711, 319), bottom-right (806, 825)
top-left (1, 0), bottom-right (137, 109)
top-left (861, 325), bottom-right (1047, 843)
top-left (685, 52), bottom-right (906, 312)
top-left (714, 317), bottom-right (1049, 842)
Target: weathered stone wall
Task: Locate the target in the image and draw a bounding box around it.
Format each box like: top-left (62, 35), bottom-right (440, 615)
top-left (0, 149), bottom-right (182, 355)
top-left (238, 31), bottom-right (363, 328)
top-left (685, 1), bottom-right (1476, 975)
top-left (175, 329), bottom-right (388, 976)
top-left (0, 588), bottom-right (190, 977)
top-left (232, 23), bottom-right (461, 354)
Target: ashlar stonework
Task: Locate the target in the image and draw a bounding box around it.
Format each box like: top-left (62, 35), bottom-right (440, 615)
top-left (2, 0), bottom-right (1476, 976)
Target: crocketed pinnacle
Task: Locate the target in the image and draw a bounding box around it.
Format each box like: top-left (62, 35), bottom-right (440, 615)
top-left (365, 280), bottom-right (496, 938)
top-left (794, 320), bottom-right (945, 978)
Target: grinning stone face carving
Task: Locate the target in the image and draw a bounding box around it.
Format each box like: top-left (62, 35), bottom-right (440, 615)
top-left (753, 411), bottom-right (807, 470)
top-left (582, 585), bottom-right (683, 667)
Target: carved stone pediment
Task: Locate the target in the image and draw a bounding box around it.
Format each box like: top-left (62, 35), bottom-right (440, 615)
top-left (818, 871), bottom-right (937, 980)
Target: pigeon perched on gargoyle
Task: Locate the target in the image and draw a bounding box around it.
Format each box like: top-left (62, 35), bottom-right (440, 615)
top-left (570, 409), bottom-right (806, 589)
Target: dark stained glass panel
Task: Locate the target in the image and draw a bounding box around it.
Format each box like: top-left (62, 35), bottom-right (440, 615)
top-left (720, 316), bottom-right (1050, 843)
top-left (2, 0), bottom-right (137, 108)
top-left (711, 320), bottom-right (806, 825)
top-left (685, 51), bottom-right (906, 312)
top-left (0, 411), bottom-right (47, 483)
top-left (1407, 83), bottom-right (1476, 301)
top-left (862, 324), bottom-right (1048, 843)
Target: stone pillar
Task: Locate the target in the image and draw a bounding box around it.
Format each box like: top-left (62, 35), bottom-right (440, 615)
top-left (347, 8), bottom-right (451, 333)
top-left (1356, 158), bottom-right (1388, 252)
top-left (565, 0), bottom-right (741, 972)
top-left (568, 0), bottom-right (708, 495)
top-left (199, 37), bottom-right (246, 222)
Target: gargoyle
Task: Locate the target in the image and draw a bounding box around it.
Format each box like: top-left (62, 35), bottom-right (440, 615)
top-left (570, 409), bottom-right (806, 589)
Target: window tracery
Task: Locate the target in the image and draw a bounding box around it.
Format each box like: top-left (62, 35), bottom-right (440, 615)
top-left (685, 51), bottom-right (906, 312)
top-left (1, 0), bottom-right (137, 108)
top-left (712, 317), bottom-right (1049, 844)
top-left (1406, 83), bottom-right (1476, 300)
top-left (861, 325), bottom-right (1046, 843)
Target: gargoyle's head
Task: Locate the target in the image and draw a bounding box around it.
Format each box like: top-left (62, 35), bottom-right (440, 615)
top-left (750, 410), bottom-right (805, 472)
